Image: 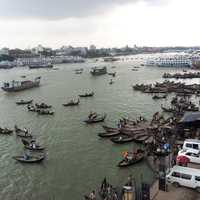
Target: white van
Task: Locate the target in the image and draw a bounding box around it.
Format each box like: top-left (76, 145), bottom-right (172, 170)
top-left (166, 165), bottom-right (200, 192)
top-left (183, 139), bottom-right (200, 151)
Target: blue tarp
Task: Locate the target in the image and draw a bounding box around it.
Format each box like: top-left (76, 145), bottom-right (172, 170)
top-left (180, 112), bottom-right (200, 123)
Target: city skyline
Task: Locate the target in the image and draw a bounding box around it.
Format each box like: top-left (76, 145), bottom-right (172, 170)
top-left (0, 0), bottom-right (200, 48)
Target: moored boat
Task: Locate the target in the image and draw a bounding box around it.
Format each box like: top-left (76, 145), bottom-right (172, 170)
top-left (110, 135), bottom-right (134, 144)
top-left (98, 131), bottom-right (120, 138)
top-left (133, 135), bottom-right (150, 143)
top-left (102, 125), bottom-right (119, 133)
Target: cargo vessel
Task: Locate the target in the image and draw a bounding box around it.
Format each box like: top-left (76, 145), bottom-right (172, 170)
top-left (2, 77), bottom-right (41, 92)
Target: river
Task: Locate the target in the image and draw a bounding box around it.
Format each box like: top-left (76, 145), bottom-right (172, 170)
top-left (0, 54), bottom-right (196, 200)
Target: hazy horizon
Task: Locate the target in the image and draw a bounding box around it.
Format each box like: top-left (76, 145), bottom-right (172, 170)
top-left (0, 0), bottom-right (200, 49)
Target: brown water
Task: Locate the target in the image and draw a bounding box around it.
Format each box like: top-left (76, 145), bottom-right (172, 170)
top-left (0, 54), bottom-right (197, 200)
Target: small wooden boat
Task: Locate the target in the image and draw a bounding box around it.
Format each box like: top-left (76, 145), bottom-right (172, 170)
top-left (0, 128), bottom-right (13, 135)
top-left (107, 72), bottom-right (116, 77)
top-left (110, 135), bottom-right (134, 144)
top-left (21, 139), bottom-right (45, 151)
top-left (35, 103), bottom-right (52, 109)
top-left (79, 92), bottom-right (94, 97)
top-left (37, 110), bottom-right (54, 115)
top-left (63, 99), bottom-right (80, 107)
top-left (14, 125), bottom-right (28, 134)
top-left (16, 99), bottom-right (33, 105)
top-left (13, 154), bottom-right (45, 163)
top-left (20, 75), bottom-right (26, 78)
top-left (102, 125), bottom-right (119, 133)
top-left (75, 71), bottom-right (83, 74)
top-left (133, 135), bottom-right (150, 143)
top-left (98, 131), bottom-right (120, 138)
top-left (84, 114), bottom-right (106, 124)
top-left (118, 150), bottom-right (144, 167)
top-left (152, 95), bottom-right (167, 100)
top-left (109, 79), bottom-right (114, 85)
top-left (27, 105), bottom-right (37, 112)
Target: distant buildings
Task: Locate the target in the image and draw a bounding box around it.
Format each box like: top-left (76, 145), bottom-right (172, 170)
top-left (0, 44), bottom-right (200, 68)
top-left (0, 47), bottom-right (9, 55)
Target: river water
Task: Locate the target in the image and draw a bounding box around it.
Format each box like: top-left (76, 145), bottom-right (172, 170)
top-left (0, 54), bottom-right (197, 200)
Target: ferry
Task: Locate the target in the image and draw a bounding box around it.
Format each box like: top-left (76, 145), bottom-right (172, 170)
top-left (90, 66), bottom-right (107, 76)
top-left (157, 57), bottom-right (192, 68)
top-left (2, 77), bottom-right (41, 92)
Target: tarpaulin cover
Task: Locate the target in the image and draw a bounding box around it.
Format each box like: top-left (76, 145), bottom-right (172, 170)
top-left (179, 112), bottom-right (200, 123)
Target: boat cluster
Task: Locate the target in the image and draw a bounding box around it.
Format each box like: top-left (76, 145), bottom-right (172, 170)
top-left (98, 115), bottom-right (172, 167)
top-left (163, 72), bottom-right (200, 79)
top-left (0, 125), bottom-right (46, 163)
top-left (133, 80), bottom-right (200, 95)
top-left (161, 96), bottom-right (199, 116)
top-left (16, 100), bottom-right (55, 115)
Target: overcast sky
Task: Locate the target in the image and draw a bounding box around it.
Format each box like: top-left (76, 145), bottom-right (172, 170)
top-left (0, 0), bottom-right (199, 49)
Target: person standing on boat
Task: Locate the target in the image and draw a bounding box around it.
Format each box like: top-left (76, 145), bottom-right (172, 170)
top-left (123, 151), bottom-right (129, 161)
top-left (24, 128), bottom-right (28, 136)
top-left (117, 121), bottom-right (122, 129)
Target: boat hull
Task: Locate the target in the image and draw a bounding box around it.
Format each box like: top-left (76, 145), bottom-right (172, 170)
top-left (2, 82), bottom-right (40, 92)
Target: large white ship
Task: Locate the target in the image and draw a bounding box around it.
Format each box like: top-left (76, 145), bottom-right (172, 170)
top-left (145, 55), bottom-right (192, 68)
top-left (157, 56), bottom-right (192, 67)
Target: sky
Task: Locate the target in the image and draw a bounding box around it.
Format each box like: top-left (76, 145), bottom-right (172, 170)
top-left (0, 0), bottom-right (199, 49)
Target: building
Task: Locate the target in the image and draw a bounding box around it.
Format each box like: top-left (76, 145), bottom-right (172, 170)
top-left (0, 48), bottom-right (9, 55)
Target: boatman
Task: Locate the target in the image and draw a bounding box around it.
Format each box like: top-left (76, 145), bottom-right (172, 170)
top-left (123, 151), bottom-right (129, 161)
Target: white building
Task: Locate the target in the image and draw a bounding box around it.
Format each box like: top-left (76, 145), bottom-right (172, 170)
top-left (0, 48), bottom-right (9, 55)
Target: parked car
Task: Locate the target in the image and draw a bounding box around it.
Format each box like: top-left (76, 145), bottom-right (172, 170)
top-left (178, 149), bottom-right (200, 164)
top-left (166, 165), bottom-right (200, 192)
top-left (183, 139), bottom-right (200, 151)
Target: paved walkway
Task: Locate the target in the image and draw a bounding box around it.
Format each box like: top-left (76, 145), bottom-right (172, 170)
top-left (154, 184), bottom-right (200, 200)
